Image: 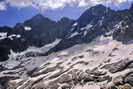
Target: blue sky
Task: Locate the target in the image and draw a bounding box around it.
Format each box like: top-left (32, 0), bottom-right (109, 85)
top-left (0, 0), bottom-right (133, 27)
top-left (0, 6), bottom-right (87, 27)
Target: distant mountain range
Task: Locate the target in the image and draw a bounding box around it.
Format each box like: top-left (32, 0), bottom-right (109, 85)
top-left (0, 4), bottom-right (133, 61)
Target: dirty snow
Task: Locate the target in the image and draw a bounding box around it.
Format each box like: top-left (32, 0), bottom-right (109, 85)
top-left (0, 32), bottom-right (7, 40)
top-left (69, 32), bottom-right (79, 38)
top-left (44, 39), bottom-right (61, 48)
top-left (24, 26), bottom-right (32, 31)
top-left (72, 22), bottom-right (78, 27)
top-left (2, 35), bottom-right (133, 89)
top-left (8, 34), bottom-right (21, 40)
top-left (81, 24), bottom-right (93, 31)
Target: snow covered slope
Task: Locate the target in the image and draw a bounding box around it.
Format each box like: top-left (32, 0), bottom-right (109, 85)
top-left (0, 35), bottom-right (133, 89)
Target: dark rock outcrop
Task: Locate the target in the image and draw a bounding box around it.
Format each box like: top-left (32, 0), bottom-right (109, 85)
top-left (46, 4), bottom-right (133, 55)
top-left (0, 15), bottom-right (74, 61)
top-left (103, 59), bottom-right (133, 73)
top-left (45, 5), bottom-right (121, 54)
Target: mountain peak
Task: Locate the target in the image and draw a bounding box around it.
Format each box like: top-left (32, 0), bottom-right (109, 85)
top-left (31, 14), bottom-right (45, 21)
top-left (89, 4), bottom-right (110, 13)
top-left (34, 14), bottom-right (44, 18)
top-left (92, 4), bottom-right (106, 9)
top-left (23, 13), bottom-right (56, 27)
top-left (60, 17), bottom-right (71, 21)
top-left (130, 3), bottom-right (133, 9)
top-left (58, 17), bottom-right (74, 23)
top-left (77, 4), bottom-right (112, 27)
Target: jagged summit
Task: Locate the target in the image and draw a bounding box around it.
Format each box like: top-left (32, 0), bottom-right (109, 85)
top-left (45, 3), bottom-right (133, 55)
top-left (24, 14), bottom-right (56, 27)
top-left (77, 4), bottom-right (113, 27)
top-left (89, 4), bottom-right (107, 11)
top-left (30, 14), bottom-right (54, 22)
top-left (33, 14), bottom-right (44, 19)
top-left (27, 14), bottom-right (46, 23)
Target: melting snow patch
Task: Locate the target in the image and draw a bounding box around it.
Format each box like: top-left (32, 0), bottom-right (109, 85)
top-left (0, 32), bottom-right (7, 40)
top-left (16, 35), bottom-right (21, 38)
top-left (8, 34), bottom-right (16, 40)
top-left (71, 28), bottom-right (75, 31)
top-left (69, 32), bottom-right (79, 38)
top-left (44, 39), bottom-right (61, 48)
top-left (8, 34), bottom-right (21, 40)
top-left (83, 31), bottom-right (88, 36)
top-left (81, 24), bottom-right (93, 31)
top-left (99, 16), bottom-right (104, 26)
top-left (114, 21), bottom-right (123, 29)
top-left (72, 22), bottom-right (78, 27)
top-left (24, 26), bottom-right (32, 31)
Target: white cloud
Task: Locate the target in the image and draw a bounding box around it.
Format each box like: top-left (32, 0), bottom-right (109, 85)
top-left (6, 0), bottom-right (33, 7)
top-left (1, 0), bottom-right (133, 11)
top-left (0, 2), bottom-right (7, 11)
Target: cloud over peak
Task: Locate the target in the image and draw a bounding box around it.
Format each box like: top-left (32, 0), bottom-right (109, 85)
top-left (0, 1), bottom-right (6, 10)
top-left (0, 0), bottom-right (133, 11)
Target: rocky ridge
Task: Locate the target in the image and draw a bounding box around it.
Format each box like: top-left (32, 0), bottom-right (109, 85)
top-left (0, 15), bottom-right (74, 61)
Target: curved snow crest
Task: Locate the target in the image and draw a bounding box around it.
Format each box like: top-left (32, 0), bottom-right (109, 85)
top-left (8, 38), bottom-right (61, 58)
